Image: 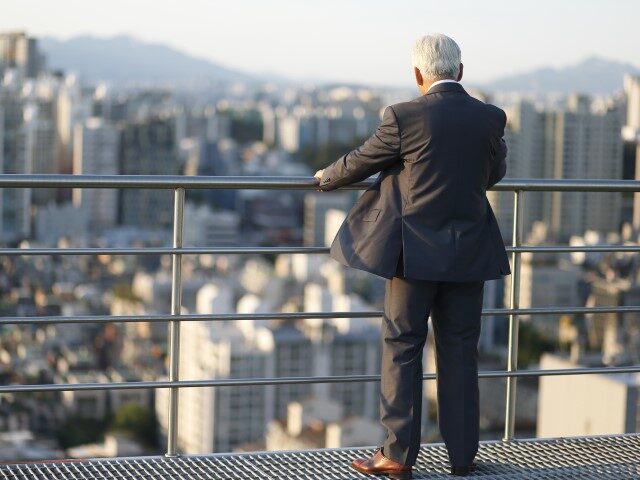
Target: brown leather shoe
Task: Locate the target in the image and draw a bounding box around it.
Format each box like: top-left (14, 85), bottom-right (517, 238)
top-left (351, 447), bottom-right (413, 479)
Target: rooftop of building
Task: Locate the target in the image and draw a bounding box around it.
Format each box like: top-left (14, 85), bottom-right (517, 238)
top-left (1, 433), bottom-right (638, 479)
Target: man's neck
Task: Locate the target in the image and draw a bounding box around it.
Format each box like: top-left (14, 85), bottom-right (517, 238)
top-left (425, 78), bottom-right (459, 94)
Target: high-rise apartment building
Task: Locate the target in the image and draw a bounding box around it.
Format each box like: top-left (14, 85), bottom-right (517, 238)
top-left (623, 75), bottom-right (640, 141)
top-left (155, 271), bottom-right (383, 454)
top-left (56, 77), bottom-right (93, 176)
top-left (497, 101), bottom-right (546, 239)
top-left (0, 81), bottom-right (29, 240)
top-left (156, 281), bottom-right (271, 454)
top-left (544, 94), bottom-right (624, 240)
top-left (5, 103), bottom-right (57, 238)
top-left (0, 32), bottom-right (44, 79)
top-left (498, 96), bottom-right (624, 242)
top-left (182, 203), bottom-right (240, 246)
top-left (622, 75), bottom-right (640, 228)
top-left (72, 118), bottom-right (120, 233)
top-left (119, 117), bottom-right (179, 229)
top-left (22, 101), bottom-right (58, 207)
top-left (303, 192), bottom-right (353, 247)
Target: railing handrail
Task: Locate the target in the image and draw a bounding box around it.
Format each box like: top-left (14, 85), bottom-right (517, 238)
top-left (0, 305), bottom-right (638, 326)
top-left (1, 173), bottom-right (640, 191)
top-left (1, 365), bottom-right (639, 394)
top-left (1, 173), bottom-right (638, 452)
top-left (1, 244), bottom-right (640, 256)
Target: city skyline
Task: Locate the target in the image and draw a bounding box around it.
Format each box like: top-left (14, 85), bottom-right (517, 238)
top-left (0, 19), bottom-right (640, 473)
top-left (1, 0), bottom-right (639, 86)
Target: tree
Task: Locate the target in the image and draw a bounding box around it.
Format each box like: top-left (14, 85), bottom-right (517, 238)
top-left (298, 137), bottom-right (368, 172)
top-left (517, 322), bottom-right (557, 367)
top-left (108, 403), bottom-right (158, 448)
top-left (56, 416), bottom-right (107, 449)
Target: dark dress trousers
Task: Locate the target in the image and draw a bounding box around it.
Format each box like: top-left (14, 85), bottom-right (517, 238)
top-left (318, 82), bottom-right (511, 468)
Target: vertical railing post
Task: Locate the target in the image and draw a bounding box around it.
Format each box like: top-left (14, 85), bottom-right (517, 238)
top-left (166, 187), bottom-right (185, 457)
top-left (503, 189), bottom-right (524, 441)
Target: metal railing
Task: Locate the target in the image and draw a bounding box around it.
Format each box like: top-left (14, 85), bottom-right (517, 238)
top-left (1, 174), bottom-right (640, 455)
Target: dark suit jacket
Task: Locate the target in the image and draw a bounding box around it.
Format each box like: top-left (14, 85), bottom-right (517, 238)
top-left (318, 81), bottom-right (511, 281)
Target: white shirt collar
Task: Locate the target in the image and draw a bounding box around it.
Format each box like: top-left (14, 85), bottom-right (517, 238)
top-left (426, 79), bottom-right (459, 93)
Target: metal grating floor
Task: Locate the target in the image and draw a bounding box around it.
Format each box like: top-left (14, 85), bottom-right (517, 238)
top-left (1, 433), bottom-right (639, 479)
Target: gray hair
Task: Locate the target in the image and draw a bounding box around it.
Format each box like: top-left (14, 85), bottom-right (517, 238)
top-left (411, 33), bottom-right (461, 81)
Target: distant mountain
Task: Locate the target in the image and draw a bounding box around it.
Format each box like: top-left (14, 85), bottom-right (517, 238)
top-left (38, 35), bottom-right (639, 95)
top-left (39, 34), bottom-right (253, 85)
top-left (479, 56), bottom-right (640, 95)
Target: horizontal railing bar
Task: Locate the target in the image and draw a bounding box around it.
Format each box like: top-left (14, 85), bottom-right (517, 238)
top-left (1, 305), bottom-right (638, 326)
top-left (0, 174), bottom-right (371, 190)
top-left (0, 311), bottom-right (379, 325)
top-left (490, 178), bottom-right (640, 192)
top-left (2, 244), bottom-right (640, 256)
top-left (2, 365), bottom-right (639, 393)
top-left (1, 174), bottom-right (640, 192)
top-left (0, 246), bottom-right (331, 256)
top-left (510, 245), bottom-right (640, 253)
top-left (469, 178), bottom-right (640, 192)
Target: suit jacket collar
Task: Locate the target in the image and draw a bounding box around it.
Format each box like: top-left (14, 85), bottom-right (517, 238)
top-left (425, 81), bottom-right (467, 96)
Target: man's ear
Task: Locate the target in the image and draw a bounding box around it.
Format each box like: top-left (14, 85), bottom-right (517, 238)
top-left (414, 67), bottom-right (424, 87)
top-left (457, 63), bottom-right (464, 82)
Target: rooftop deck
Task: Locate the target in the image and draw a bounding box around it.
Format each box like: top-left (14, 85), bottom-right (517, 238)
top-left (1, 433), bottom-right (639, 479)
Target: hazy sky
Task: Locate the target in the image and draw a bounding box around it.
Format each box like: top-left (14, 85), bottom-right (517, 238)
top-left (3, 0), bottom-right (639, 86)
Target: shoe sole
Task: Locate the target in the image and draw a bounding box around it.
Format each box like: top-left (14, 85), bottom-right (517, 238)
top-left (351, 463), bottom-right (412, 479)
top-left (388, 472), bottom-right (412, 480)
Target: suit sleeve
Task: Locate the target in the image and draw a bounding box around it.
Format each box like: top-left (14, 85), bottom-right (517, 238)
top-left (487, 108), bottom-right (508, 189)
top-left (318, 106), bottom-right (401, 191)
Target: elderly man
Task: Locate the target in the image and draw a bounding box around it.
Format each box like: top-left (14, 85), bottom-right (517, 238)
top-left (314, 33), bottom-right (510, 478)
